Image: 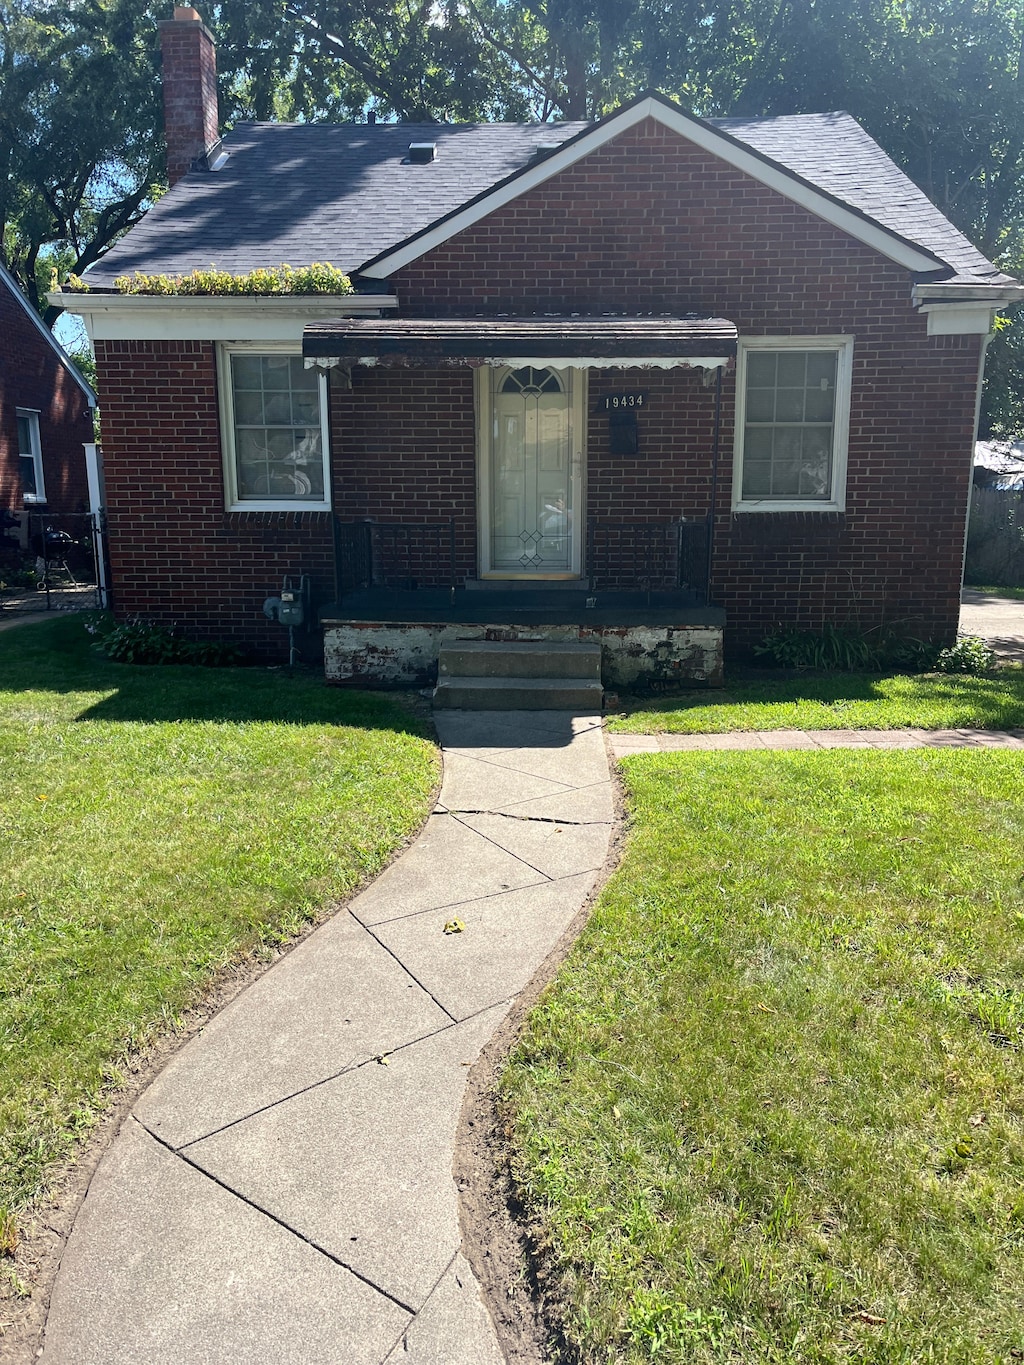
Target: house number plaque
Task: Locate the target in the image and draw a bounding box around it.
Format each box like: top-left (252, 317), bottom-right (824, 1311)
top-left (600, 391), bottom-right (648, 411)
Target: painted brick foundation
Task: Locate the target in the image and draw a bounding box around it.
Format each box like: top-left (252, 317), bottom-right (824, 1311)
top-left (323, 620), bottom-right (724, 689)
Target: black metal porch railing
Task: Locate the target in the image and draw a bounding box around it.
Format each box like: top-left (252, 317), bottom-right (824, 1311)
top-left (587, 517), bottom-right (710, 602)
top-left (334, 519), bottom-right (458, 594)
top-left (333, 516), bottom-right (711, 602)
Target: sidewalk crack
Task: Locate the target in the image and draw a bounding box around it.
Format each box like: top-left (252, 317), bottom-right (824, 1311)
top-left (133, 1116), bottom-right (418, 1316)
top-left (436, 807), bottom-right (611, 827)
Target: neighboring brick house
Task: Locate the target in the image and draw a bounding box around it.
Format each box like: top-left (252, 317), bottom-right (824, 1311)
top-left (1, 261), bottom-right (96, 518)
top-left (56, 6), bottom-right (1023, 682)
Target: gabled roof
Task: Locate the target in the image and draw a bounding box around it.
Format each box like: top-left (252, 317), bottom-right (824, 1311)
top-left (83, 91), bottom-right (1009, 293)
top-left (0, 262), bottom-right (97, 405)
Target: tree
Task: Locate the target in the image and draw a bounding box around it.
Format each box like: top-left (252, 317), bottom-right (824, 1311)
top-left (1, 0), bottom-right (166, 323)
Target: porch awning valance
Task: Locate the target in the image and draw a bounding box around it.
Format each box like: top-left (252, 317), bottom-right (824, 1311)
top-left (301, 315), bottom-right (738, 371)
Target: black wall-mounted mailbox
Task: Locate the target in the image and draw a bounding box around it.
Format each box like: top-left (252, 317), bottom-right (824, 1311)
top-left (608, 409), bottom-right (639, 456)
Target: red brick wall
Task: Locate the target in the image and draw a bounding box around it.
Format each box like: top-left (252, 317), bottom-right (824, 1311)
top-left (159, 14), bottom-right (219, 186)
top-left (331, 366), bottom-right (478, 584)
top-left (0, 279), bottom-right (93, 517)
top-left (95, 339), bottom-right (333, 659)
top-left (93, 115), bottom-right (982, 657)
top-left (392, 117), bottom-right (980, 647)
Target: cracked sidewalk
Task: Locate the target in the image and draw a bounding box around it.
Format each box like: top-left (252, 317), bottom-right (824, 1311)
top-left (40, 710), bottom-right (613, 1365)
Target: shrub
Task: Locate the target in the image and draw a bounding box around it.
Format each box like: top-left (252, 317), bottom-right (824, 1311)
top-left (93, 617), bottom-right (245, 666)
top-left (108, 262), bottom-right (353, 296)
top-left (934, 634), bottom-right (997, 674)
top-left (754, 623), bottom-right (938, 672)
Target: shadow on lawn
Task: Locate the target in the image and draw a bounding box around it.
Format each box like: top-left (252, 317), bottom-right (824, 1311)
top-left (624, 666), bottom-right (1024, 725)
top-left (0, 616), bottom-right (432, 737)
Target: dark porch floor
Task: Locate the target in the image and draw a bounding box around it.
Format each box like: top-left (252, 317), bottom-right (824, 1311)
top-left (321, 587), bottom-right (725, 628)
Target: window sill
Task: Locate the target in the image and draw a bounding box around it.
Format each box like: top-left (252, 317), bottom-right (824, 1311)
top-left (732, 499), bottom-right (844, 514)
top-left (226, 500), bottom-right (331, 514)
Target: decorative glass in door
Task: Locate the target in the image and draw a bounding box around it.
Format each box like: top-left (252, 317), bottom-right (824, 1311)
top-left (490, 366), bottom-right (574, 572)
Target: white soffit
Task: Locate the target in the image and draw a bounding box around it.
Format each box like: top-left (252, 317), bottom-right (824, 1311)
top-left (920, 304), bottom-right (996, 336)
top-left (359, 96), bottom-right (945, 279)
top-left (49, 292), bottom-right (397, 343)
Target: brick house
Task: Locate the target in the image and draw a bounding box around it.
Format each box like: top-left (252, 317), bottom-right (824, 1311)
top-left (1, 261), bottom-right (96, 520)
top-left (56, 6), bottom-right (1023, 688)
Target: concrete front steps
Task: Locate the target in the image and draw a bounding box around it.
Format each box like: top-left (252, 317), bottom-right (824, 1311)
top-left (433, 640), bottom-right (604, 710)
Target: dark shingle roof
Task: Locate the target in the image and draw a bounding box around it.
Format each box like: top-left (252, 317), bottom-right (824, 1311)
top-left (711, 112), bottom-right (1011, 286)
top-left (84, 107), bottom-right (1005, 289)
top-left (85, 122), bottom-right (589, 287)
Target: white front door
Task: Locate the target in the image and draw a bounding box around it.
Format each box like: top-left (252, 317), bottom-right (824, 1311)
top-left (477, 365), bottom-right (585, 578)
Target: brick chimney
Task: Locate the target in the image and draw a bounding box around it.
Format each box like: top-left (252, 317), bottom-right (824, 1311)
top-left (159, 6), bottom-right (219, 186)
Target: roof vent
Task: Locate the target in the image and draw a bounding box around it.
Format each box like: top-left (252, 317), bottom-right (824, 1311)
top-left (535, 140), bottom-right (564, 156)
top-left (407, 142), bottom-right (437, 164)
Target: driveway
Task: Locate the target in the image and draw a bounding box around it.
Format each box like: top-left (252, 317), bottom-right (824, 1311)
top-left (960, 588), bottom-right (1024, 661)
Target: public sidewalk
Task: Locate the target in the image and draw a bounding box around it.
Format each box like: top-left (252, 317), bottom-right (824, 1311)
top-left (607, 727), bottom-right (1024, 756)
top-left (41, 711), bottom-right (614, 1365)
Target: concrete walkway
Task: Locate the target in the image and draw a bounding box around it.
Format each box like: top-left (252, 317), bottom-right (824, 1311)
top-left (41, 711), bottom-right (614, 1365)
top-left (609, 727), bottom-right (1024, 756)
top-left (960, 587), bottom-right (1024, 662)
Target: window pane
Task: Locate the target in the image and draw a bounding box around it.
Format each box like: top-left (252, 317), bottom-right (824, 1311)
top-left (806, 352), bottom-right (837, 386)
top-left (230, 354), bottom-right (326, 502)
top-left (746, 387), bottom-right (776, 422)
top-left (741, 349), bottom-right (839, 503)
top-left (775, 386), bottom-right (805, 422)
top-left (804, 384), bottom-right (835, 423)
top-left (17, 415), bottom-right (33, 455)
top-left (743, 460), bottom-right (772, 495)
top-left (20, 453), bottom-right (37, 495)
top-left (776, 352), bottom-right (807, 387)
top-left (746, 353), bottom-right (776, 386)
top-left (231, 355), bottom-right (263, 389)
top-left (799, 428), bottom-right (832, 497)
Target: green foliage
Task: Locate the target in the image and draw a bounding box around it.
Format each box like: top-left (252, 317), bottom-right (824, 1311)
top-left (109, 262), bottom-right (353, 296)
top-left (0, 0), bottom-right (165, 321)
top-left (934, 635), bottom-right (997, 675)
top-left (981, 306), bottom-right (1024, 443)
top-left (754, 623), bottom-right (937, 672)
top-left (92, 616), bottom-right (246, 667)
top-left (501, 749), bottom-right (1024, 1361)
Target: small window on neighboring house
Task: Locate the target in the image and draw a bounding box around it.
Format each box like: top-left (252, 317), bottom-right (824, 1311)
top-left (733, 338), bottom-right (853, 513)
top-left (219, 349), bottom-right (331, 511)
top-left (17, 409), bottom-right (44, 502)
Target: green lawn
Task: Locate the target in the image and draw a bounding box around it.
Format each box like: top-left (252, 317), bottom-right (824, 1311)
top-left (965, 585), bottom-right (1024, 602)
top-left (0, 616), bottom-right (438, 1249)
top-left (608, 670), bottom-right (1024, 734)
top-left (502, 750), bottom-right (1024, 1363)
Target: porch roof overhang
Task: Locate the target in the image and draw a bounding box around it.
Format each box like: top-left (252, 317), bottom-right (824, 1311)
top-left (302, 315), bottom-right (738, 371)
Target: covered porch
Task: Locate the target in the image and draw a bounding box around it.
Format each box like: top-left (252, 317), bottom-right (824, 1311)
top-left (307, 314), bottom-right (736, 693)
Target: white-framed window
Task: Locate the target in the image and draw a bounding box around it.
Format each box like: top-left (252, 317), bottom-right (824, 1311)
top-left (732, 336), bottom-right (853, 513)
top-left (16, 408), bottom-right (45, 503)
top-left (218, 345), bottom-right (331, 511)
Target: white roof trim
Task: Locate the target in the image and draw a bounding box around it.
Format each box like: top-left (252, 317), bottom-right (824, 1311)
top-left (49, 292), bottom-right (397, 344)
top-left (360, 96), bottom-right (945, 280)
top-left (483, 355), bottom-right (730, 370)
top-left (3, 263), bottom-right (97, 406)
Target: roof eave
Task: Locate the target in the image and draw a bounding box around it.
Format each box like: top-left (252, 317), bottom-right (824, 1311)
top-left (356, 92), bottom-right (947, 282)
top-left (913, 281), bottom-right (1024, 306)
top-left (5, 265), bottom-right (97, 407)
